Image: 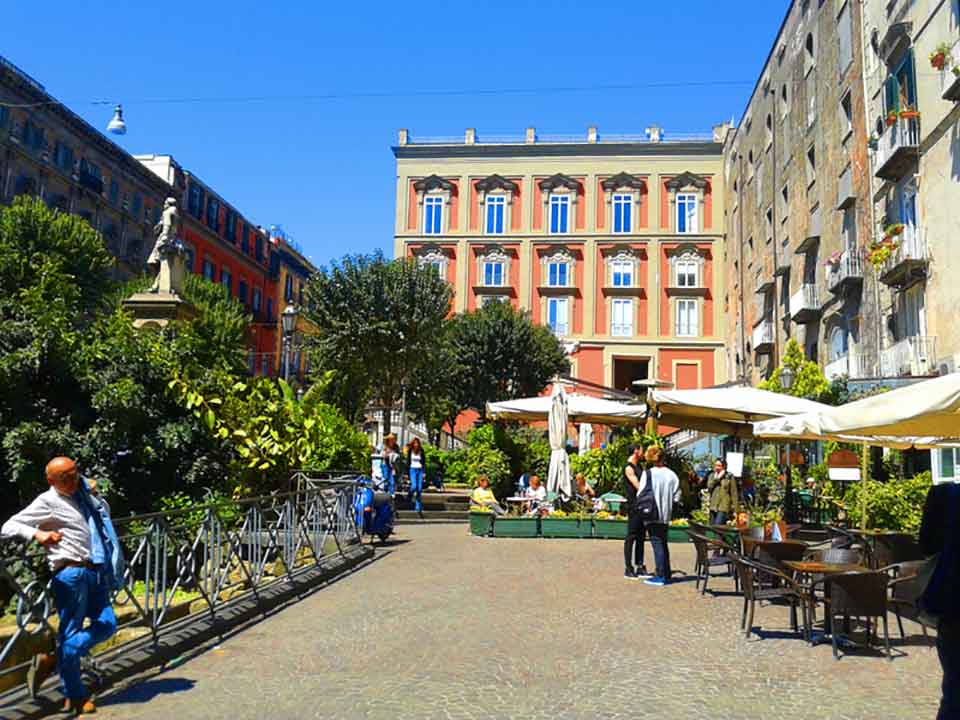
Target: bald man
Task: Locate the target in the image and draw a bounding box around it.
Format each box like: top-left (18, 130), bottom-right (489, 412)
top-left (2, 457), bottom-right (118, 715)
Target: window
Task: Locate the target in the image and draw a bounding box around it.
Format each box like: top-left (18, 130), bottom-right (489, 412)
top-left (423, 195), bottom-right (443, 234)
top-left (485, 195), bottom-right (505, 234)
top-left (676, 298), bottom-right (698, 336)
top-left (238, 279), bottom-right (248, 305)
top-left (547, 297), bottom-right (569, 335)
top-left (885, 51), bottom-right (917, 114)
top-left (152, 206), bottom-right (160, 225)
top-left (252, 288), bottom-right (262, 313)
top-left (838, 2), bottom-right (853, 73)
top-left (22, 120), bottom-right (45, 151)
top-left (184, 248), bottom-right (195, 274)
top-left (255, 236), bottom-right (264, 262)
top-left (676, 259), bottom-right (698, 287)
top-left (611, 298), bottom-right (633, 337)
top-left (266, 298), bottom-right (274, 321)
top-left (285, 274), bottom-right (294, 301)
top-left (937, 448), bottom-right (959, 482)
top-left (0, 107), bottom-right (8, 128)
top-left (828, 326), bottom-right (848, 361)
top-left (676, 194), bottom-right (698, 233)
top-left (109, 179), bottom-right (119, 206)
top-left (132, 193), bottom-right (142, 220)
top-left (806, 69), bottom-right (817, 128)
top-left (765, 113), bottom-right (773, 148)
top-left (780, 83), bottom-right (789, 118)
top-left (547, 260), bottom-right (569, 287)
top-left (479, 295), bottom-right (506, 308)
top-left (202, 258), bottom-right (216, 281)
top-left (206, 197), bottom-right (220, 232)
top-left (188, 183), bottom-right (204, 218)
top-left (840, 91), bottom-right (853, 136)
top-left (611, 259), bottom-right (633, 287)
top-left (429, 259), bottom-right (445, 277)
top-left (806, 145), bottom-right (816, 186)
top-left (549, 194), bottom-right (570, 234)
top-left (780, 185), bottom-right (789, 221)
top-left (483, 260), bottom-right (505, 286)
top-left (226, 210), bottom-right (237, 243)
top-left (220, 266), bottom-right (232, 295)
top-left (240, 223), bottom-right (249, 253)
top-left (53, 142), bottom-right (73, 172)
top-left (841, 206), bottom-right (857, 251)
top-left (613, 193), bottom-right (632, 233)
top-left (805, 32), bottom-right (816, 73)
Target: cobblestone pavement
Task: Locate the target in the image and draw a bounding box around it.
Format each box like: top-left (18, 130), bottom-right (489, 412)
top-left (95, 525), bottom-right (940, 720)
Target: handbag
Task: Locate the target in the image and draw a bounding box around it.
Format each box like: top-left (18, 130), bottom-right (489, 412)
top-left (634, 470), bottom-right (660, 523)
top-left (916, 483), bottom-right (960, 623)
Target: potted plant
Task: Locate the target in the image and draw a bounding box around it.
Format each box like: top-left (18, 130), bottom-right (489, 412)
top-left (899, 106), bottom-right (920, 120)
top-left (823, 250), bottom-right (842, 269)
top-left (883, 222), bottom-right (905, 239)
top-left (469, 506), bottom-right (494, 537)
top-left (668, 517), bottom-right (691, 543)
top-left (886, 110), bottom-right (898, 127)
top-left (867, 239), bottom-right (898, 269)
top-left (593, 511), bottom-right (629, 539)
top-left (541, 509), bottom-right (592, 538)
top-left (931, 42), bottom-right (952, 71)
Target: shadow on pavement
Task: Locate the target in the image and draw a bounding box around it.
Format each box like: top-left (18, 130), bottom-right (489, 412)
top-left (101, 677), bottom-right (196, 706)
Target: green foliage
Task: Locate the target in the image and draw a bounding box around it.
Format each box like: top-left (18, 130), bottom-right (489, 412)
top-left (759, 339), bottom-right (831, 402)
top-left (838, 472), bottom-right (932, 533)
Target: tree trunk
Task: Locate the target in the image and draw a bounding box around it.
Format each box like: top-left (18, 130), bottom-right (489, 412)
top-left (381, 405), bottom-right (393, 443)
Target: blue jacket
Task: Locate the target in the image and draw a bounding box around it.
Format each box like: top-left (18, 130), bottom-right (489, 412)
top-left (75, 477), bottom-right (126, 592)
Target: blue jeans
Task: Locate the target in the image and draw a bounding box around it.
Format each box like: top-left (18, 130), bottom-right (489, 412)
top-left (648, 523), bottom-right (671, 582)
top-left (939, 616), bottom-right (960, 719)
top-left (710, 510), bottom-right (728, 527)
top-left (380, 461), bottom-right (395, 494)
top-left (408, 467), bottom-right (424, 511)
top-left (51, 566), bottom-right (117, 701)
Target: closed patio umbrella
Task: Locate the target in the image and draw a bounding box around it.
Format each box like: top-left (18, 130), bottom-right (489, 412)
top-left (547, 384), bottom-right (572, 500)
top-left (578, 423), bottom-right (593, 455)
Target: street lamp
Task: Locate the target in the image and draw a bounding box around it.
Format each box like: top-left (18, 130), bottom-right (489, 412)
top-left (779, 363), bottom-right (796, 521)
top-left (281, 304), bottom-right (298, 383)
top-left (106, 105), bottom-right (127, 135)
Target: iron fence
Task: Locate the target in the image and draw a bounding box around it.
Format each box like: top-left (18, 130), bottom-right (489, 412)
top-left (0, 477), bottom-right (368, 698)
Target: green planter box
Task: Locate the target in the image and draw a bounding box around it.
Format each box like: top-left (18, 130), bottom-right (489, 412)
top-left (541, 517), bottom-right (592, 538)
top-left (668, 525), bottom-right (691, 543)
top-left (593, 519), bottom-right (628, 539)
top-left (493, 517), bottom-right (540, 538)
top-left (469, 512), bottom-right (494, 537)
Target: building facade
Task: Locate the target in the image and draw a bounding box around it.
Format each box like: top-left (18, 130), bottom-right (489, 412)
top-left (393, 125), bottom-right (731, 396)
top-left (268, 227), bottom-right (317, 381)
top-left (722, 0), bottom-right (879, 386)
top-left (0, 56), bottom-right (170, 276)
top-left (136, 155), bottom-right (277, 375)
top-left (859, 0), bottom-right (960, 480)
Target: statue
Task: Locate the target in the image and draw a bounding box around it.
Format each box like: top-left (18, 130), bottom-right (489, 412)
top-left (147, 197), bottom-right (185, 295)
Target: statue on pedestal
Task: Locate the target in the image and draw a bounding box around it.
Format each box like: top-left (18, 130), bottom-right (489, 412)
top-left (147, 197), bottom-right (185, 296)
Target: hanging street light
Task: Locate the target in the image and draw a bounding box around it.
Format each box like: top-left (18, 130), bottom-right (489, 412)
top-left (106, 104), bottom-right (127, 135)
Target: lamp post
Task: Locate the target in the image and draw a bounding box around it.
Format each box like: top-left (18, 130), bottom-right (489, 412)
top-left (281, 304), bottom-right (298, 383)
top-left (779, 364), bottom-right (796, 522)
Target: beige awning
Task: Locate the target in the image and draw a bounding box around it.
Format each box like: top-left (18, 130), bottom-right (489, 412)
top-left (486, 393), bottom-right (644, 425)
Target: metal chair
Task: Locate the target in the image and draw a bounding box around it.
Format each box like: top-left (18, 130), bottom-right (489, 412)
top-left (879, 560), bottom-right (931, 640)
top-left (733, 555), bottom-right (810, 640)
top-left (686, 530), bottom-right (738, 595)
top-left (817, 571), bottom-right (893, 660)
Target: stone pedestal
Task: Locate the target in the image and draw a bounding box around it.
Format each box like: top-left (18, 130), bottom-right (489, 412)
top-left (122, 292), bottom-right (196, 330)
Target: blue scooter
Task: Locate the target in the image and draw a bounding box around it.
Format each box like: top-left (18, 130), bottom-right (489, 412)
top-left (353, 476), bottom-right (395, 543)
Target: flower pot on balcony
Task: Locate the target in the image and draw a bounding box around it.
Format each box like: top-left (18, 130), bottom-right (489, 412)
top-left (899, 110), bottom-right (920, 120)
top-left (886, 112), bottom-right (898, 127)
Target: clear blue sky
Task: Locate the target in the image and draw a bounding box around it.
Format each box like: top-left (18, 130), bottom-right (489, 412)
top-left (3, 1), bottom-right (786, 266)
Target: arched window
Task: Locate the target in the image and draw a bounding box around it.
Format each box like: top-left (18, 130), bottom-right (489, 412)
top-left (828, 326), bottom-right (848, 361)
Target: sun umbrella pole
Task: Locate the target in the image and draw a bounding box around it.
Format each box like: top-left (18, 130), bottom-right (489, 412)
top-left (645, 393), bottom-right (658, 437)
top-left (860, 442), bottom-right (869, 531)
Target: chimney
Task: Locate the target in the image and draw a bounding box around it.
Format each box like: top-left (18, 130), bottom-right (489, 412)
top-left (587, 126), bottom-right (598, 143)
top-left (525, 127), bottom-right (536, 144)
top-left (465, 128), bottom-right (476, 145)
top-left (645, 125), bottom-right (662, 143)
top-left (398, 128), bottom-right (409, 146)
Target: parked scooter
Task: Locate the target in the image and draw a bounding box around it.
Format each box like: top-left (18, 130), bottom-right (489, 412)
top-left (353, 476), bottom-right (395, 543)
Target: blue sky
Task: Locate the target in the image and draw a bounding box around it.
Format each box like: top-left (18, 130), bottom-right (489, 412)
top-left (3, 1), bottom-right (786, 266)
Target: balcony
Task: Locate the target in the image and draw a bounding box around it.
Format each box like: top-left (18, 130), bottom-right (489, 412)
top-left (880, 336), bottom-right (937, 378)
top-left (875, 116), bottom-right (920, 181)
top-left (942, 39), bottom-right (960, 101)
top-left (826, 249), bottom-right (864, 294)
top-left (796, 205), bottom-right (821, 254)
top-left (836, 166), bottom-right (856, 209)
top-left (824, 353), bottom-right (873, 380)
top-left (752, 320), bottom-right (775, 353)
top-left (879, 225), bottom-right (929, 287)
top-left (789, 284), bottom-right (821, 323)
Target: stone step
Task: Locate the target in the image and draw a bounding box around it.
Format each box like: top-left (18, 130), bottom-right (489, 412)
top-left (396, 510), bottom-right (468, 523)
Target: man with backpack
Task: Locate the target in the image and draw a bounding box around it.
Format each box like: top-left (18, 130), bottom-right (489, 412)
top-left (621, 444), bottom-right (649, 579)
top-left (641, 445), bottom-right (680, 588)
top-left (920, 481), bottom-right (960, 719)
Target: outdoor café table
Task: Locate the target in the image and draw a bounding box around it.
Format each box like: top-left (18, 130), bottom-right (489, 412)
top-left (782, 560), bottom-right (869, 638)
top-left (846, 529), bottom-right (918, 568)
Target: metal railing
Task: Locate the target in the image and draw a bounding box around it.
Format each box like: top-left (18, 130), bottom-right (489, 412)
top-left (408, 131), bottom-right (716, 146)
top-left (880, 335), bottom-right (937, 378)
top-left (881, 224), bottom-right (929, 277)
top-left (826, 249), bottom-right (863, 293)
top-left (875, 115), bottom-right (920, 174)
top-left (0, 478), bottom-right (367, 697)
top-left (752, 320), bottom-right (774, 350)
top-left (789, 284), bottom-right (819, 319)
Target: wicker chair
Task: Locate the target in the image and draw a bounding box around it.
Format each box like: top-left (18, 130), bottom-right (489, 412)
top-left (879, 560), bottom-right (931, 640)
top-left (871, 535), bottom-right (924, 569)
top-left (734, 555), bottom-right (810, 640)
top-left (755, 540), bottom-right (808, 571)
top-left (816, 571), bottom-right (893, 660)
top-left (686, 531), bottom-right (738, 595)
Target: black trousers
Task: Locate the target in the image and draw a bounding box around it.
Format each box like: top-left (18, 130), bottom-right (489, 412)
top-left (648, 523), bottom-right (671, 581)
top-left (623, 512), bottom-right (646, 571)
top-left (939, 616), bottom-right (960, 719)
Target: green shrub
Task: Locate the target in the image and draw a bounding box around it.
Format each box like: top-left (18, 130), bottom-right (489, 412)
top-left (840, 472), bottom-right (932, 533)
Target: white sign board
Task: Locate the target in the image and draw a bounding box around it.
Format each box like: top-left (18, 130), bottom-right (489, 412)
top-left (828, 467), bottom-right (861, 482)
top-left (726, 452), bottom-right (744, 478)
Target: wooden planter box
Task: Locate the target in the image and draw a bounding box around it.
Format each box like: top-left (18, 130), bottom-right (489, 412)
top-left (492, 517), bottom-right (540, 538)
top-left (593, 519), bottom-right (628, 539)
top-left (541, 517), bottom-right (592, 539)
top-left (469, 512), bottom-right (494, 537)
top-left (667, 525), bottom-right (691, 543)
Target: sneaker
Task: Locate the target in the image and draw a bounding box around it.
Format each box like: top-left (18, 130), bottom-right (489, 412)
top-left (636, 565), bottom-right (653, 579)
top-left (624, 568), bottom-right (637, 579)
top-left (644, 577), bottom-right (667, 587)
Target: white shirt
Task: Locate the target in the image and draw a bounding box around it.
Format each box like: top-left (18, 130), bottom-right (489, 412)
top-left (409, 451), bottom-right (423, 470)
top-left (648, 466), bottom-right (681, 524)
top-left (525, 485), bottom-right (546, 502)
top-left (1, 487), bottom-right (93, 571)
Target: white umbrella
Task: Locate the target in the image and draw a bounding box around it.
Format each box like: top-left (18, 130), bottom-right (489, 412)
top-left (547, 384), bottom-right (572, 500)
top-left (578, 423), bottom-right (594, 455)
top-left (486, 394), bottom-right (644, 425)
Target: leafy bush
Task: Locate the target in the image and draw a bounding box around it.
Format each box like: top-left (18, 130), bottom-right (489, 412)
top-left (839, 472), bottom-right (932, 533)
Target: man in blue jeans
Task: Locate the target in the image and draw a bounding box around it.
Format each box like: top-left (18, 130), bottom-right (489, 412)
top-left (920, 481), bottom-right (960, 719)
top-left (642, 446), bottom-right (681, 587)
top-left (2, 457), bottom-right (119, 715)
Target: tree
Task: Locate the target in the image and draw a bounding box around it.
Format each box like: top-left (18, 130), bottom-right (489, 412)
top-left (445, 301), bottom-right (570, 420)
top-left (759, 338), bottom-right (830, 401)
top-left (303, 253), bottom-right (453, 436)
